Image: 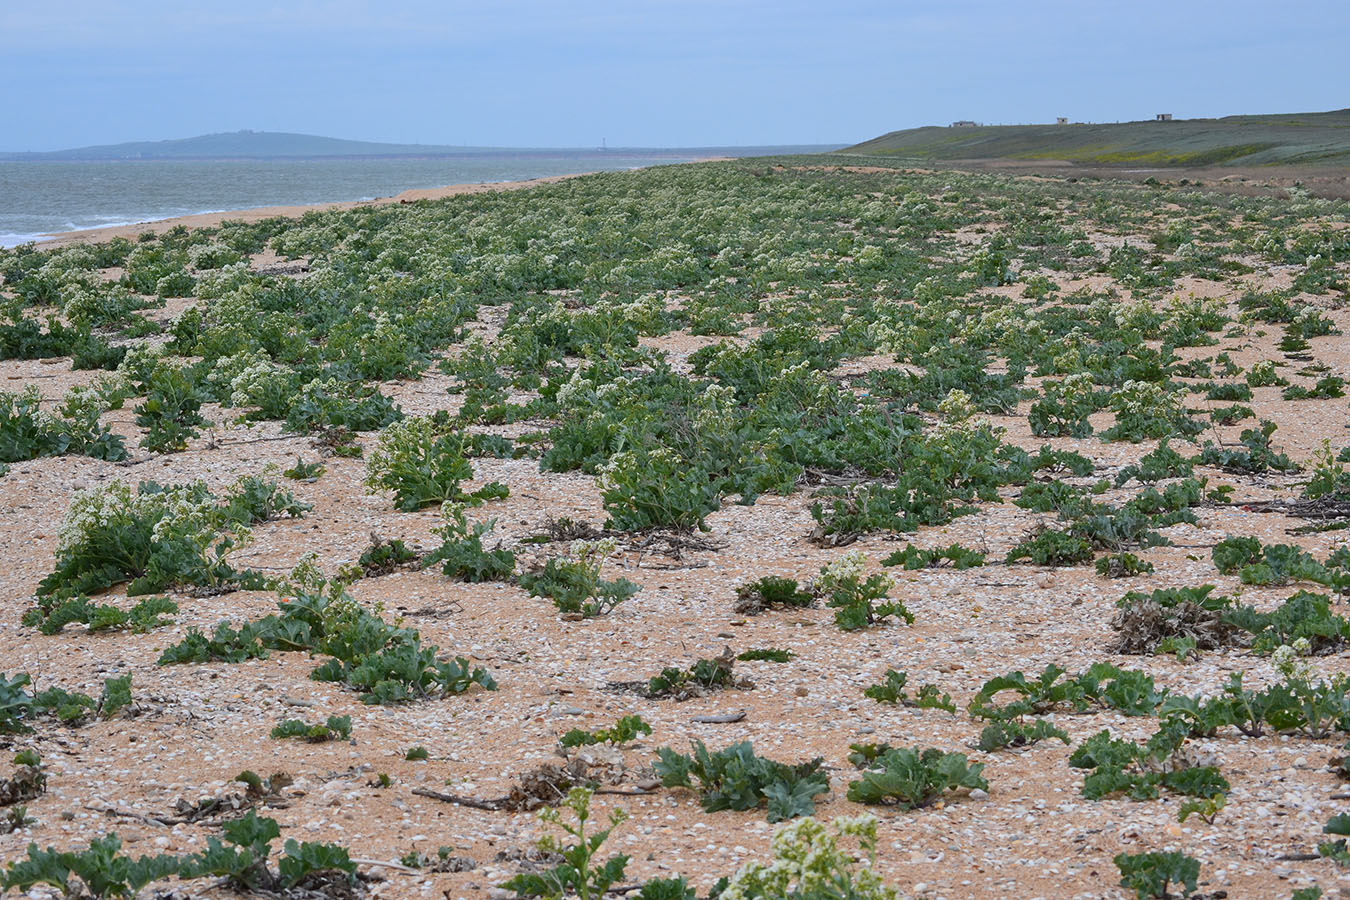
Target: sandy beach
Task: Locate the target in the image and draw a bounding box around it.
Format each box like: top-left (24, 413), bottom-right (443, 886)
top-left (33, 172), bottom-right (587, 249)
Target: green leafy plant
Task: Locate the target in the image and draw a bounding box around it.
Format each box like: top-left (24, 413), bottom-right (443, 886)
top-left (270, 714), bottom-right (352, 743)
top-left (161, 567), bottom-right (496, 705)
top-left (1320, 813), bottom-right (1350, 863)
top-left (1177, 792), bottom-right (1226, 825)
top-left (0, 673), bottom-right (34, 734)
top-left (282, 456), bottom-right (326, 480)
top-left (1070, 729), bottom-right (1228, 803)
top-left (1304, 441), bottom-right (1350, 502)
top-left (881, 543), bottom-right (985, 570)
top-left (180, 808), bottom-right (356, 892)
top-left (36, 479), bottom-right (271, 599)
top-left (284, 376), bottom-right (402, 434)
top-left (1113, 850), bottom-right (1200, 900)
top-left (423, 503), bottom-right (515, 582)
top-left (1213, 536), bottom-right (1334, 587)
top-left (862, 669), bottom-right (955, 712)
top-left (560, 715), bottom-right (652, 749)
top-left (647, 652), bottom-right (739, 699)
top-left (976, 718), bottom-right (1070, 753)
top-left (1284, 375), bottom-right (1346, 400)
top-left (1028, 374), bottom-right (1099, 438)
top-left (499, 788), bottom-right (629, 900)
top-left (737, 648), bottom-right (795, 663)
top-left (846, 745), bottom-right (987, 808)
top-left (356, 536), bottom-right (419, 577)
top-left (969, 662), bottom-right (1165, 720)
top-left (134, 366), bottom-right (206, 453)
top-left (1, 834), bottom-right (180, 899)
top-left (23, 594), bottom-right (178, 635)
top-left (733, 575), bottom-right (815, 614)
top-left (653, 740), bottom-right (828, 822)
top-left (520, 539), bottom-right (639, 618)
top-left (1102, 380), bottom-right (1201, 443)
top-left (1096, 552), bottom-right (1154, 578)
top-left (0, 385), bottom-right (126, 464)
top-left (1196, 420), bottom-right (1298, 474)
top-left (1007, 527), bottom-right (1094, 566)
top-left (364, 414), bottom-right (506, 511)
top-left (815, 551), bottom-right (912, 631)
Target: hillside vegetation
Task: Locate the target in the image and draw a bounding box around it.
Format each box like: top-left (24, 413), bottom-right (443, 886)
top-left (843, 109), bottom-right (1350, 166)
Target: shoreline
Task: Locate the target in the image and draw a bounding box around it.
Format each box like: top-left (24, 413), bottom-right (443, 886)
top-left (30, 155), bottom-right (739, 249)
top-left (31, 172), bottom-right (591, 249)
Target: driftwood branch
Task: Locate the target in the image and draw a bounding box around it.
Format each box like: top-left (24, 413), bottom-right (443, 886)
top-left (349, 858), bottom-right (421, 874)
top-left (84, 804), bottom-right (179, 827)
top-left (411, 787), bottom-right (505, 811)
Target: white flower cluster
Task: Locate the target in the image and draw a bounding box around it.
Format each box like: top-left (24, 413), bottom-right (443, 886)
top-left (1044, 372), bottom-right (1095, 405)
top-left (854, 244), bottom-right (885, 268)
top-left (1110, 379), bottom-right (1179, 418)
top-left (569, 538), bottom-right (617, 576)
top-left (937, 389), bottom-right (976, 422)
top-left (194, 261), bottom-right (253, 300)
top-left (55, 383), bottom-right (113, 431)
top-left (597, 446), bottom-right (680, 494)
top-left (366, 415), bottom-right (435, 473)
top-left (962, 302), bottom-right (1038, 345)
top-left (116, 344), bottom-right (163, 383)
top-left (186, 242), bottom-right (242, 269)
top-left (58, 481), bottom-right (139, 554)
top-left (5, 385), bottom-right (58, 432)
top-left (229, 358), bottom-right (294, 410)
top-left (1272, 638), bottom-right (1314, 684)
top-left (149, 485), bottom-right (224, 552)
top-left (816, 550), bottom-right (892, 595)
top-left (865, 316), bottom-right (916, 356)
top-left (1249, 360), bottom-right (1280, 383)
top-left (1114, 297), bottom-right (1158, 332)
top-left (554, 367), bottom-right (596, 410)
top-left (692, 383), bottom-right (737, 431)
top-left (1252, 233), bottom-right (1284, 256)
top-left (1164, 292), bottom-right (1223, 324)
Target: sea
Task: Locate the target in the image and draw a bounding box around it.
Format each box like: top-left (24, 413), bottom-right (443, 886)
top-left (0, 147), bottom-right (836, 247)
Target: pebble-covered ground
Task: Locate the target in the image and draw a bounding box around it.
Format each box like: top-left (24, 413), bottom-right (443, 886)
top-left (3, 160), bottom-right (1350, 900)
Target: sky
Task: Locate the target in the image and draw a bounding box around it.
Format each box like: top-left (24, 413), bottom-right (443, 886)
top-left (4, 0), bottom-right (1348, 151)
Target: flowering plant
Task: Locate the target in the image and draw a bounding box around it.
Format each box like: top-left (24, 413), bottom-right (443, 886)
top-left (815, 551), bottom-right (911, 631)
top-left (719, 815), bottom-right (895, 900)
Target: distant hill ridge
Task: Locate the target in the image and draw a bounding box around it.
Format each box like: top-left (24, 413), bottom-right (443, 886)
top-left (841, 109), bottom-right (1350, 167)
top-left (0, 131), bottom-right (511, 160)
top-left (2, 131), bottom-right (845, 161)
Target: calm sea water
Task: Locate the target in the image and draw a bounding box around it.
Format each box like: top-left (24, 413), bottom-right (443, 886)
top-left (0, 147), bottom-right (834, 247)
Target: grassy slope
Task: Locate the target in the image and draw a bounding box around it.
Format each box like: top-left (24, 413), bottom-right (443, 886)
top-left (842, 109), bottom-right (1350, 167)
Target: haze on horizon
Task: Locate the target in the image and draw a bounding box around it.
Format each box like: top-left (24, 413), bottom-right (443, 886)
top-left (5, 0), bottom-right (1348, 153)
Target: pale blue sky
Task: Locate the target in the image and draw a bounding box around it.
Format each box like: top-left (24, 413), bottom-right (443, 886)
top-left (4, 0), bottom-right (1347, 151)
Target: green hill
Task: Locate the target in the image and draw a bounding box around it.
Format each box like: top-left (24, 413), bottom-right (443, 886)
top-left (0, 131), bottom-right (501, 160)
top-left (842, 110), bottom-right (1350, 167)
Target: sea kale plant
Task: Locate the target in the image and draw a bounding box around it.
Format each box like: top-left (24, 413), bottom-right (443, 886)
top-left (35, 477), bottom-right (306, 599)
top-left (813, 551), bottom-right (912, 631)
top-left (519, 539), bottom-right (639, 618)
